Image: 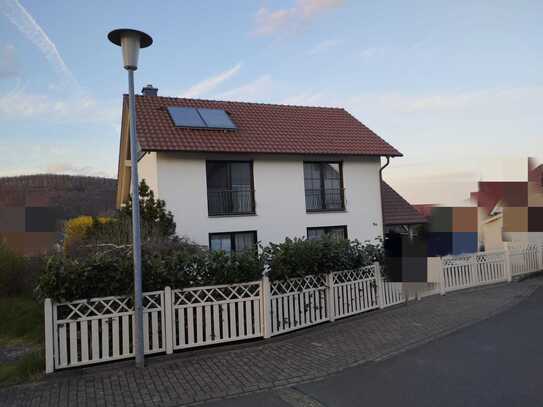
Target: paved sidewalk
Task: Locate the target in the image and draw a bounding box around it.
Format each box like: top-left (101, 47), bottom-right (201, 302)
top-left (1, 277), bottom-right (542, 407)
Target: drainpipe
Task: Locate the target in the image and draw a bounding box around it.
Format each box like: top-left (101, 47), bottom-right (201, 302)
top-left (379, 156), bottom-right (390, 240)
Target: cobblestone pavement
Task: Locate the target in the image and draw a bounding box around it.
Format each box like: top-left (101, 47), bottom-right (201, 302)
top-left (1, 276), bottom-right (542, 407)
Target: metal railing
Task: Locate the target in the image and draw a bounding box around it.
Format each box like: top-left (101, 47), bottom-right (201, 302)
top-left (305, 188), bottom-right (345, 211)
top-left (207, 189), bottom-right (255, 216)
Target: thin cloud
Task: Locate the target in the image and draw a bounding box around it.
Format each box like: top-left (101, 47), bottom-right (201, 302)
top-left (360, 47), bottom-right (384, 59)
top-left (253, 0), bottom-right (344, 36)
top-left (0, 44), bottom-right (20, 78)
top-left (0, 0), bottom-right (78, 90)
top-left (46, 162), bottom-right (111, 178)
top-left (180, 63), bottom-right (242, 98)
top-left (0, 87), bottom-right (119, 124)
top-left (307, 39), bottom-right (340, 55)
top-left (215, 75), bottom-right (274, 102)
top-left (281, 91), bottom-right (326, 105)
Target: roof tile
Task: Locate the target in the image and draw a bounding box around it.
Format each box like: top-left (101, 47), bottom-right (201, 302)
top-left (130, 95), bottom-right (402, 156)
top-left (382, 181), bottom-right (427, 225)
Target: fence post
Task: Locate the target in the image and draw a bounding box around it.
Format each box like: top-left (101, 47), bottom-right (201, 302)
top-left (326, 273), bottom-right (336, 321)
top-left (44, 298), bottom-right (54, 374)
top-left (164, 287), bottom-right (174, 354)
top-left (504, 245), bottom-right (513, 283)
top-left (261, 271), bottom-right (272, 338)
top-left (439, 257), bottom-right (446, 295)
top-left (374, 262), bottom-right (385, 309)
top-left (470, 253), bottom-right (480, 287)
top-left (537, 242), bottom-right (543, 271)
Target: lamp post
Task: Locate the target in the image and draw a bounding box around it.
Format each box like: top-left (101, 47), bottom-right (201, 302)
top-left (108, 28), bottom-right (153, 368)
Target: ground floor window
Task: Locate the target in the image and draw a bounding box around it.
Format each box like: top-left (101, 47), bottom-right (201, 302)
top-left (209, 231), bottom-right (257, 253)
top-left (307, 225), bottom-right (347, 241)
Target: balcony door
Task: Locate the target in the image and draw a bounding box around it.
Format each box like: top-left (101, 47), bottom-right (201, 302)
top-left (206, 161), bottom-right (255, 216)
top-left (304, 162), bottom-right (344, 211)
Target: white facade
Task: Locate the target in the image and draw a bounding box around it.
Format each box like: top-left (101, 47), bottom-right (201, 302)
top-left (138, 151), bottom-right (384, 247)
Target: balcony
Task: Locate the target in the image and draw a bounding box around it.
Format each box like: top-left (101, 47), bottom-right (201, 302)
top-left (207, 189), bottom-right (255, 216)
top-left (305, 188), bottom-right (345, 212)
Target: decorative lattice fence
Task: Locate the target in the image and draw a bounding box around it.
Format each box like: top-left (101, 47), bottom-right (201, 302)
top-left (44, 242), bottom-right (542, 373)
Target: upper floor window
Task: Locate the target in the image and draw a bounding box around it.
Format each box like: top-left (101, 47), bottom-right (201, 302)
top-left (209, 231), bottom-right (257, 253)
top-left (206, 161), bottom-right (255, 216)
top-left (303, 162), bottom-right (345, 212)
top-left (307, 225), bottom-right (347, 240)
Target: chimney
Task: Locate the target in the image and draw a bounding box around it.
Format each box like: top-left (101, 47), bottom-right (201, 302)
top-left (141, 84), bottom-right (158, 96)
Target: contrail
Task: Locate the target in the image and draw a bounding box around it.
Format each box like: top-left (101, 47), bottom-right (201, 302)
top-left (0, 0), bottom-right (79, 90)
top-left (180, 63), bottom-right (242, 98)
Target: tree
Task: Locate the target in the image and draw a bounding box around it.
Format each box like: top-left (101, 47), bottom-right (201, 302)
top-left (119, 179), bottom-right (176, 239)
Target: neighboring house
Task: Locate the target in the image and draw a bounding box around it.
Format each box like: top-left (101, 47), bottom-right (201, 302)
top-left (472, 163), bottom-right (543, 251)
top-left (413, 204), bottom-right (435, 221)
top-left (116, 86), bottom-right (402, 252)
top-left (381, 181), bottom-right (427, 237)
top-left (0, 174), bottom-right (116, 255)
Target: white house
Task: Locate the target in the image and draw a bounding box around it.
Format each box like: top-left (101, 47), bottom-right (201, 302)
top-left (116, 85), bottom-right (402, 252)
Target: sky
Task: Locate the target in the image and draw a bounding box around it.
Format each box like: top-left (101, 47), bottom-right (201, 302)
top-left (1, 0), bottom-right (542, 205)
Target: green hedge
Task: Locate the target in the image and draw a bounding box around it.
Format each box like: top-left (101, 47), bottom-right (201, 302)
top-left (36, 237), bottom-right (382, 302)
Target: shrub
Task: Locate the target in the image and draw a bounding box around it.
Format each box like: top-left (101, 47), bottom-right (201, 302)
top-left (35, 236), bottom-right (382, 302)
top-left (36, 179), bottom-right (383, 302)
top-left (119, 179), bottom-right (176, 239)
top-left (36, 240), bottom-right (263, 302)
top-left (263, 237), bottom-right (383, 281)
top-left (63, 216), bottom-right (112, 254)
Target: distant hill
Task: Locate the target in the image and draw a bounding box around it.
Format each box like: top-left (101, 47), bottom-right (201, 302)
top-left (0, 174), bottom-right (117, 218)
top-left (0, 174), bottom-right (117, 255)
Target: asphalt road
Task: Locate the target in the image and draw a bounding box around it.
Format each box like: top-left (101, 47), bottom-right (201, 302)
top-left (203, 285), bottom-right (543, 407)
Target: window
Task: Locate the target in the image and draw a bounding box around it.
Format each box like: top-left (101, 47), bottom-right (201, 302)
top-left (209, 231), bottom-right (257, 253)
top-left (206, 161), bottom-right (255, 216)
top-left (303, 162), bottom-right (345, 211)
top-left (307, 226), bottom-right (348, 241)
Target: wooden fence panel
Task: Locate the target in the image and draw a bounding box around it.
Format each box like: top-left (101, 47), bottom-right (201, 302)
top-left (171, 281), bottom-right (261, 350)
top-left (332, 266), bottom-right (378, 319)
top-left (52, 291), bottom-right (164, 370)
top-left (269, 274), bottom-right (328, 336)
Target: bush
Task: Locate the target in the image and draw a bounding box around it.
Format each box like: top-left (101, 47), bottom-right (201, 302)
top-left (35, 236), bottom-right (382, 302)
top-left (63, 216), bottom-right (112, 254)
top-left (36, 239), bottom-right (263, 302)
top-left (36, 179), bottom-right (382, 302)
top-left (263, 237), bottom-right (383, 281)
top-left (0, 242), bottom-right (44, 297)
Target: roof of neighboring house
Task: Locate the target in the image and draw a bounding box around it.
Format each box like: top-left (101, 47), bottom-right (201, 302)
top-left (413, 204), bottom-right (435, 220)
top-left (127, 95), bottom-right (402, 157)
top-left (382, 181), bottom-right (427, 225)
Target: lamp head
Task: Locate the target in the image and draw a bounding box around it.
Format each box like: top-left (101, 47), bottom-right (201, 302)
top-left (108, 29), bottom-right (153, 70)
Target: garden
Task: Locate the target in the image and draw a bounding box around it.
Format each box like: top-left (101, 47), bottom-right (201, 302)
top-left (0, 181), bottom-right (383, 384)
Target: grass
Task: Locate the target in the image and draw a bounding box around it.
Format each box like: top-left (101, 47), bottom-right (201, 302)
top-left (0, 297), bottom-right (43, 346)
top-left (0, 349), bottom-right (44, 386)
top-left (0, 297), bottom-right (44, 386)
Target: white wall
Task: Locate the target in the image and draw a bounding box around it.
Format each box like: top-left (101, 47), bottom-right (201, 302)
top-left (137, 152), bottom-right (158, 195)
top-left (152, 152), bottom-right (383, 247)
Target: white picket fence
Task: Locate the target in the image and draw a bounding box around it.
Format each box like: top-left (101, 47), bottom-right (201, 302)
top-left (44, 241), bottom-right (543, 373)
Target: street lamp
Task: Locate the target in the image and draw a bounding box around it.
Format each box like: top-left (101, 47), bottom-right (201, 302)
top-left (108, 28), bottom-right (153, 368)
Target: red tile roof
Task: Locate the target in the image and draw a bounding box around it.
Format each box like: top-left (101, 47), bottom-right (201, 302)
top-left (413, 204), bottom-right (435, 220)
top-left (129, 95), bottom-right (402, 157)
top-left (382, 182), bottom-right (427, 225)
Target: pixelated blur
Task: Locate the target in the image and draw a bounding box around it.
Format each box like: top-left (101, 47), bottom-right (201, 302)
top-left (0, 175), bottom-right (116, 255)
top-left (385, 158), bottom-right (543, 282)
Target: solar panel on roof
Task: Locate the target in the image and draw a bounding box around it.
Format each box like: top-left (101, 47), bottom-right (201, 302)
top-left (197, 108), bottom-right (237, 129)
top-left (167, 107), bottom-right (206, 128)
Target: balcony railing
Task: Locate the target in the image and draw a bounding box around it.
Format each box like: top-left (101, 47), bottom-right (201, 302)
top-left (207, 189), bottom-right (255, 216)
top-left (305, 188), bottom-right (345, 212)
